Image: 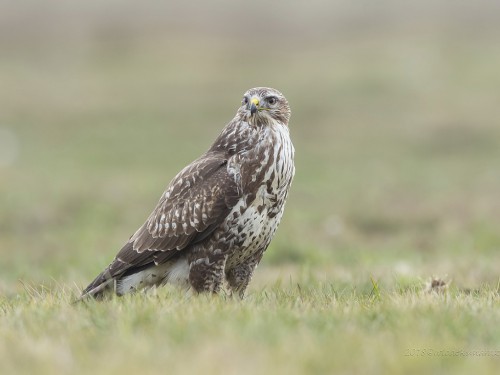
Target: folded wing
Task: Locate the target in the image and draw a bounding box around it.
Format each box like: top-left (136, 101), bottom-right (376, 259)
top-left (81, 151), bottom-right (240, 298)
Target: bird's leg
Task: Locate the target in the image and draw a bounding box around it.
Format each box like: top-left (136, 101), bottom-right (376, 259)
top-left (188, 247), bottom-right (228, 294)
top-left (226, 254), bottom-right (262, 299)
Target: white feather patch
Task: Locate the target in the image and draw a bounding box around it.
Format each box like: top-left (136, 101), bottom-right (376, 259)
top-left (116, 257), bottom-right (190, 294)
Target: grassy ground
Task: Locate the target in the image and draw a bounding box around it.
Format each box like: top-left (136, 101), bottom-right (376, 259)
top-left (1, 1), bottom-right (500, 374)
top-left (1, 283), bottom-right (499, 375)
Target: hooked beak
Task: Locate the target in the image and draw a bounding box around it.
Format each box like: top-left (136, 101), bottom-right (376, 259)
top-left (249, 97), bottom-right (259, 115)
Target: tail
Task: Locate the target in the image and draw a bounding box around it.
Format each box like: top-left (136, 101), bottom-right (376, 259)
top-left (77, 241), bottom-right (162, 301)
top-left (77, 267), bottom-right (115, 301)
top-left (77, 242), bottom-right (138, 301)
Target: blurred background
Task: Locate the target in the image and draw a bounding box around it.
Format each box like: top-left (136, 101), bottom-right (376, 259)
top-left (1, 0), bottom-right (499, 294)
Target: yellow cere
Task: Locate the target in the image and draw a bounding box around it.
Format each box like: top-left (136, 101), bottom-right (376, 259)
top-left (250, 97), bottom-right (260, 106)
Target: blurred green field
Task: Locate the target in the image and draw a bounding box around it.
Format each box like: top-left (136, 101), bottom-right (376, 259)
top-left (1, 1), bottom-right (500, 374)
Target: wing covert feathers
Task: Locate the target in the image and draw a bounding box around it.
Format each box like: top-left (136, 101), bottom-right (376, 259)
top-left (81, 151), bottom-right (240, 298)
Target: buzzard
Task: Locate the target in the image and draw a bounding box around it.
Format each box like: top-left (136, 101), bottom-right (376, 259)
top-left (81, 87), bottom-right (295, 299)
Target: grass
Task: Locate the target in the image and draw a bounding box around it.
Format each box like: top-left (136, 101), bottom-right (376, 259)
top-left (1, 280), bottom-right (499, 375)
top-left (1, 1), bottom-right (500, 374)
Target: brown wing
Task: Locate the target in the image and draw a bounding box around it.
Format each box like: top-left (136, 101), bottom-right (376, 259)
top-left (81, 151), bottom-right (240, 297)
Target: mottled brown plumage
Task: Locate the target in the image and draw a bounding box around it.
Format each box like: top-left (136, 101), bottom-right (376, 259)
top-left (81, 87), bottom-right (295, 299)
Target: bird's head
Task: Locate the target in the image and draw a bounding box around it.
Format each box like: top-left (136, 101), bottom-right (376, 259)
top-left (238, 87), bottom-right (291, 126)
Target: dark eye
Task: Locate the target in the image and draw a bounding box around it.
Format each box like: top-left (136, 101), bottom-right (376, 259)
top-left (267, 96), bottom-right (277, 105)
top-left (242, 96), bottom-right (249, 105)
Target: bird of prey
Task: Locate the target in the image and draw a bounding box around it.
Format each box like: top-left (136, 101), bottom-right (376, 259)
top-left (81, 87), bottom-right (295, 299)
